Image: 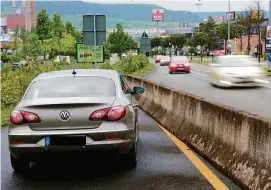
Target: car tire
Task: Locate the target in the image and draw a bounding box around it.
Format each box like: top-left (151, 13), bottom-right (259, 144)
top-left (122, 143), bottom-right (137, 169)
top-left (187, 71), bottom-right (190, 74)
top-left (10, 154), bottom-right (30, 173)
top-left (169, 71), bottom-right (173, 74)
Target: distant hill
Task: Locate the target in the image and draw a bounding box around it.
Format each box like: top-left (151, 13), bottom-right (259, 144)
top-left (1, 1), bottom-right (201, 28)
top-left (3, 1), bottom-right (253, 29)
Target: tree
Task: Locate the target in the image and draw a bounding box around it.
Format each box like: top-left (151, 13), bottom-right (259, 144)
top-left (216, 22), bottom-right (236, 53)
top-left (232, 23), bottom-right (244, 52)
top-left (199, 16), bottom-right (216, 33)
top-left (170, 34), bottom-right (187, 52)
top-left (19, 27), bottom-right (28, 43)
top-left (237, 8), bottom-right (254, 53)
top-left (36, 9), bottom-right (50, 59)
top-left (51, 13), bottom-right (65, 56)
top-left (60, 33), bottom-right (76, 56)
top-left (36, 9), bottom-right (50, 42)
top-left (252, 0), bottom-right (265, 62)
top-left (107, 24), bottom-right (136, 58)
top-left (151, 37), bottom-right (161, 49)
top-left (199, 17), bottom-right (216, 50)
top-left (191, 32), bottom-right (208, 61)
top-left (74, 30), bottom-right (83, 43)
top-left (65, 21), bottom-right (76, 36)
top-left (23, 34), bottom-right (42, 70)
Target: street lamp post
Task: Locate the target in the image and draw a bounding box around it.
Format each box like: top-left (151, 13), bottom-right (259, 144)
top-left (227, 0), bottom-right (231, 55)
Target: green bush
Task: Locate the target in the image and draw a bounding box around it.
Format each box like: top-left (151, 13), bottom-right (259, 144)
top-left (99, 60), bottom-right (113, 70)
top-left (113, 54), bottom-right (148, 74)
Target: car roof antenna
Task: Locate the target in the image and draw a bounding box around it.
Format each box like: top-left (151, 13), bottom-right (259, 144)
top-left (72, 70), bottom-right (77, 77)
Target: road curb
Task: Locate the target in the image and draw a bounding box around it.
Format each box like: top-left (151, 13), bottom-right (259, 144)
top-left (140, 63), bottom-right (157, 79)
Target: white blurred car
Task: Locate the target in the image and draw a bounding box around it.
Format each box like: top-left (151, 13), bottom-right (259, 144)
top-left (209, 55), bottom-right (265, 87)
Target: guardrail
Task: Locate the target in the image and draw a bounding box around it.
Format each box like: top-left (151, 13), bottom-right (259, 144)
top-left (124, 75), bottom-right (271, 190)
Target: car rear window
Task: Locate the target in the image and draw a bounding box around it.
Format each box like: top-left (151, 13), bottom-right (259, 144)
top-left (24, 76), bottom-right (116, 99)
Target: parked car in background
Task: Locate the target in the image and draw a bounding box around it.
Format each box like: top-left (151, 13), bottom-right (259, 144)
top-left (155, 55), bottom-right (161, 63)
top-left (168, 56), bottom-right (191, 74)
top-left (8, 69), bottom-right (145, 172)
top-left (160, 55), bottom-right (171, 66)
top-left (12, 61), bottom-right (27, 70)
top-left (209, 55), bottom-right (264, 87)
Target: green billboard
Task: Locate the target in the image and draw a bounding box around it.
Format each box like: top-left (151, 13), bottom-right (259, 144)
top-left (76, 43), bottom-right (104, 63)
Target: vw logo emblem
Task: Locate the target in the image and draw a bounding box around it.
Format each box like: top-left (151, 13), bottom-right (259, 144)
top-left (59, 110), bottom-right (70, 121)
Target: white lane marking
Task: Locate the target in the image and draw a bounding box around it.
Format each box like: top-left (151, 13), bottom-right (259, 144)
top-left (191, 70), bottom-right (209, 76)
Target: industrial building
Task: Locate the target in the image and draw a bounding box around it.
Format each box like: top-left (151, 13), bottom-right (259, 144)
top-left (1, 0), bottom-right (36, 34)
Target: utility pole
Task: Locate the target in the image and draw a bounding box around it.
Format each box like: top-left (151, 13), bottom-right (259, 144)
top-left (196, 0), bottom-right (202, 22)
top-left (227, 0), bottom-right (231, 55)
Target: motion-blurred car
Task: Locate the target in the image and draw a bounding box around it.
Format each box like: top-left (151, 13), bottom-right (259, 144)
top-left (9, 69), bottom-right (145, 172)
top-left (209, 55), bottom-right (264, 87)
top-left (155, 55), bottom-right (161, 63)
top-left (160, 55), bottom-right (171, 66)
top-left (168, 56), bottom-right (191, 74)
top-left (12, 61), bottom-right (27, 70)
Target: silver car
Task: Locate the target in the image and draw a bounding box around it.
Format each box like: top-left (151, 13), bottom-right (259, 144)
top-left (160, 56), bottom-right (171, 66)
top-left (209, 55), bottom-right (265, 87)
top-left (8, 69), bottom-right (144, 172)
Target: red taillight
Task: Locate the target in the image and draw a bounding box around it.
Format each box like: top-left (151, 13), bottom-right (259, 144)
top-left (10, 111), bottom-right (24, 125)
top-left (89, 106), bottom-right (126, 121)
top-left (10, 110), bottom-right (41, 125)
top-left (89, 107), bottom-right (110, 120)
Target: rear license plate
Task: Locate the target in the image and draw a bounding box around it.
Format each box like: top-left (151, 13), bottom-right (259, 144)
top-left (177, 68), bottom-right (184, 70)
top-left (47, 136), bottom-right (86, 146)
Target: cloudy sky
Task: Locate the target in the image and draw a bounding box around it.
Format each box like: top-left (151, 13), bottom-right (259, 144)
top-left (83, 0), bottom-right (270, 12)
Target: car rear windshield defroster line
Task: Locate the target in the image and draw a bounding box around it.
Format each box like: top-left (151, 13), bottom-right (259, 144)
top-left (24, 76), bottom-right (116, 99)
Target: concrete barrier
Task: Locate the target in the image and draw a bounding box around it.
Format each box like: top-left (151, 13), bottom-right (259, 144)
top-left (124, 75), bottom-right (271, 190)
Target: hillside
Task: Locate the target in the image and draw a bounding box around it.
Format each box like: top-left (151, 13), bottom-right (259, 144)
top-left (2, 1), bottom-right (245, 29)
top-left (1, 1), bottom-right (201, 28)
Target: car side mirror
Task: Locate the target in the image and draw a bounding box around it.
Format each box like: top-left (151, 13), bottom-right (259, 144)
top-left (132, 86), bottom-right (145, 95)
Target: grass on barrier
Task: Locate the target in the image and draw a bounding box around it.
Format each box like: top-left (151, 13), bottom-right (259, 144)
top-left (130, 63), bottom-right (155, 77)
top-left (191, 60), bottom-right (212, 65)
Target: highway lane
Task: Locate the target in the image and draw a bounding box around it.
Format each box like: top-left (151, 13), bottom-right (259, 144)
top-left (145, 62), bottom-right (271, 119)
top-left (1, 110), bottom-right (240, 190)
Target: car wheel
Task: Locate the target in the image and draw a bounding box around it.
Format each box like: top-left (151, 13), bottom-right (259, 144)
top-left (187, 71), bottom-right (190, 73)
top-left (169, 71), bottom-right (172, 74)
top-left (10, 154), bottom-right (30, 173)
top-left (122, 143), bottom-right (137, 169)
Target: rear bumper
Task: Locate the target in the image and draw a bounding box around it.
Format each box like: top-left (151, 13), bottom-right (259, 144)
top-left (9, 126), bottom-right (135, 160)
top-left (169, 66), bottom-right (190, 72)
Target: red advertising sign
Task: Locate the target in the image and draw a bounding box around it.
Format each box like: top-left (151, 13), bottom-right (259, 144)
top-left (227, 12), bottom-right (235, 21)
top-left (216, 16), bottom-right (224, 22)
top-left (152, 9), bottom-right (164, 21)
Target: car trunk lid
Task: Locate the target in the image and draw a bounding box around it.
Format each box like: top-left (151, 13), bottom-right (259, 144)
top-left (18, 97), bottom-right (115, 131)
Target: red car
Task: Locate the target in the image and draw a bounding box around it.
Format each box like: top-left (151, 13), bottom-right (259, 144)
top-left (155, 55), bottom-right (161, 63)
top-left (168, 56), bottom-right (191, 74)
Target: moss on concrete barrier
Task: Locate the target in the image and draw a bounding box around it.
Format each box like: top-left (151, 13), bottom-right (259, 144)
top-left (124, 75), bottom-right (271, 190)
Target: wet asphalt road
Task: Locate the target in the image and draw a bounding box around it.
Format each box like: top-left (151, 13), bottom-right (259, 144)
top-left (1, 110), bottom-right (240, 190)
top-left (145, 61), bottom-right (271, 119)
